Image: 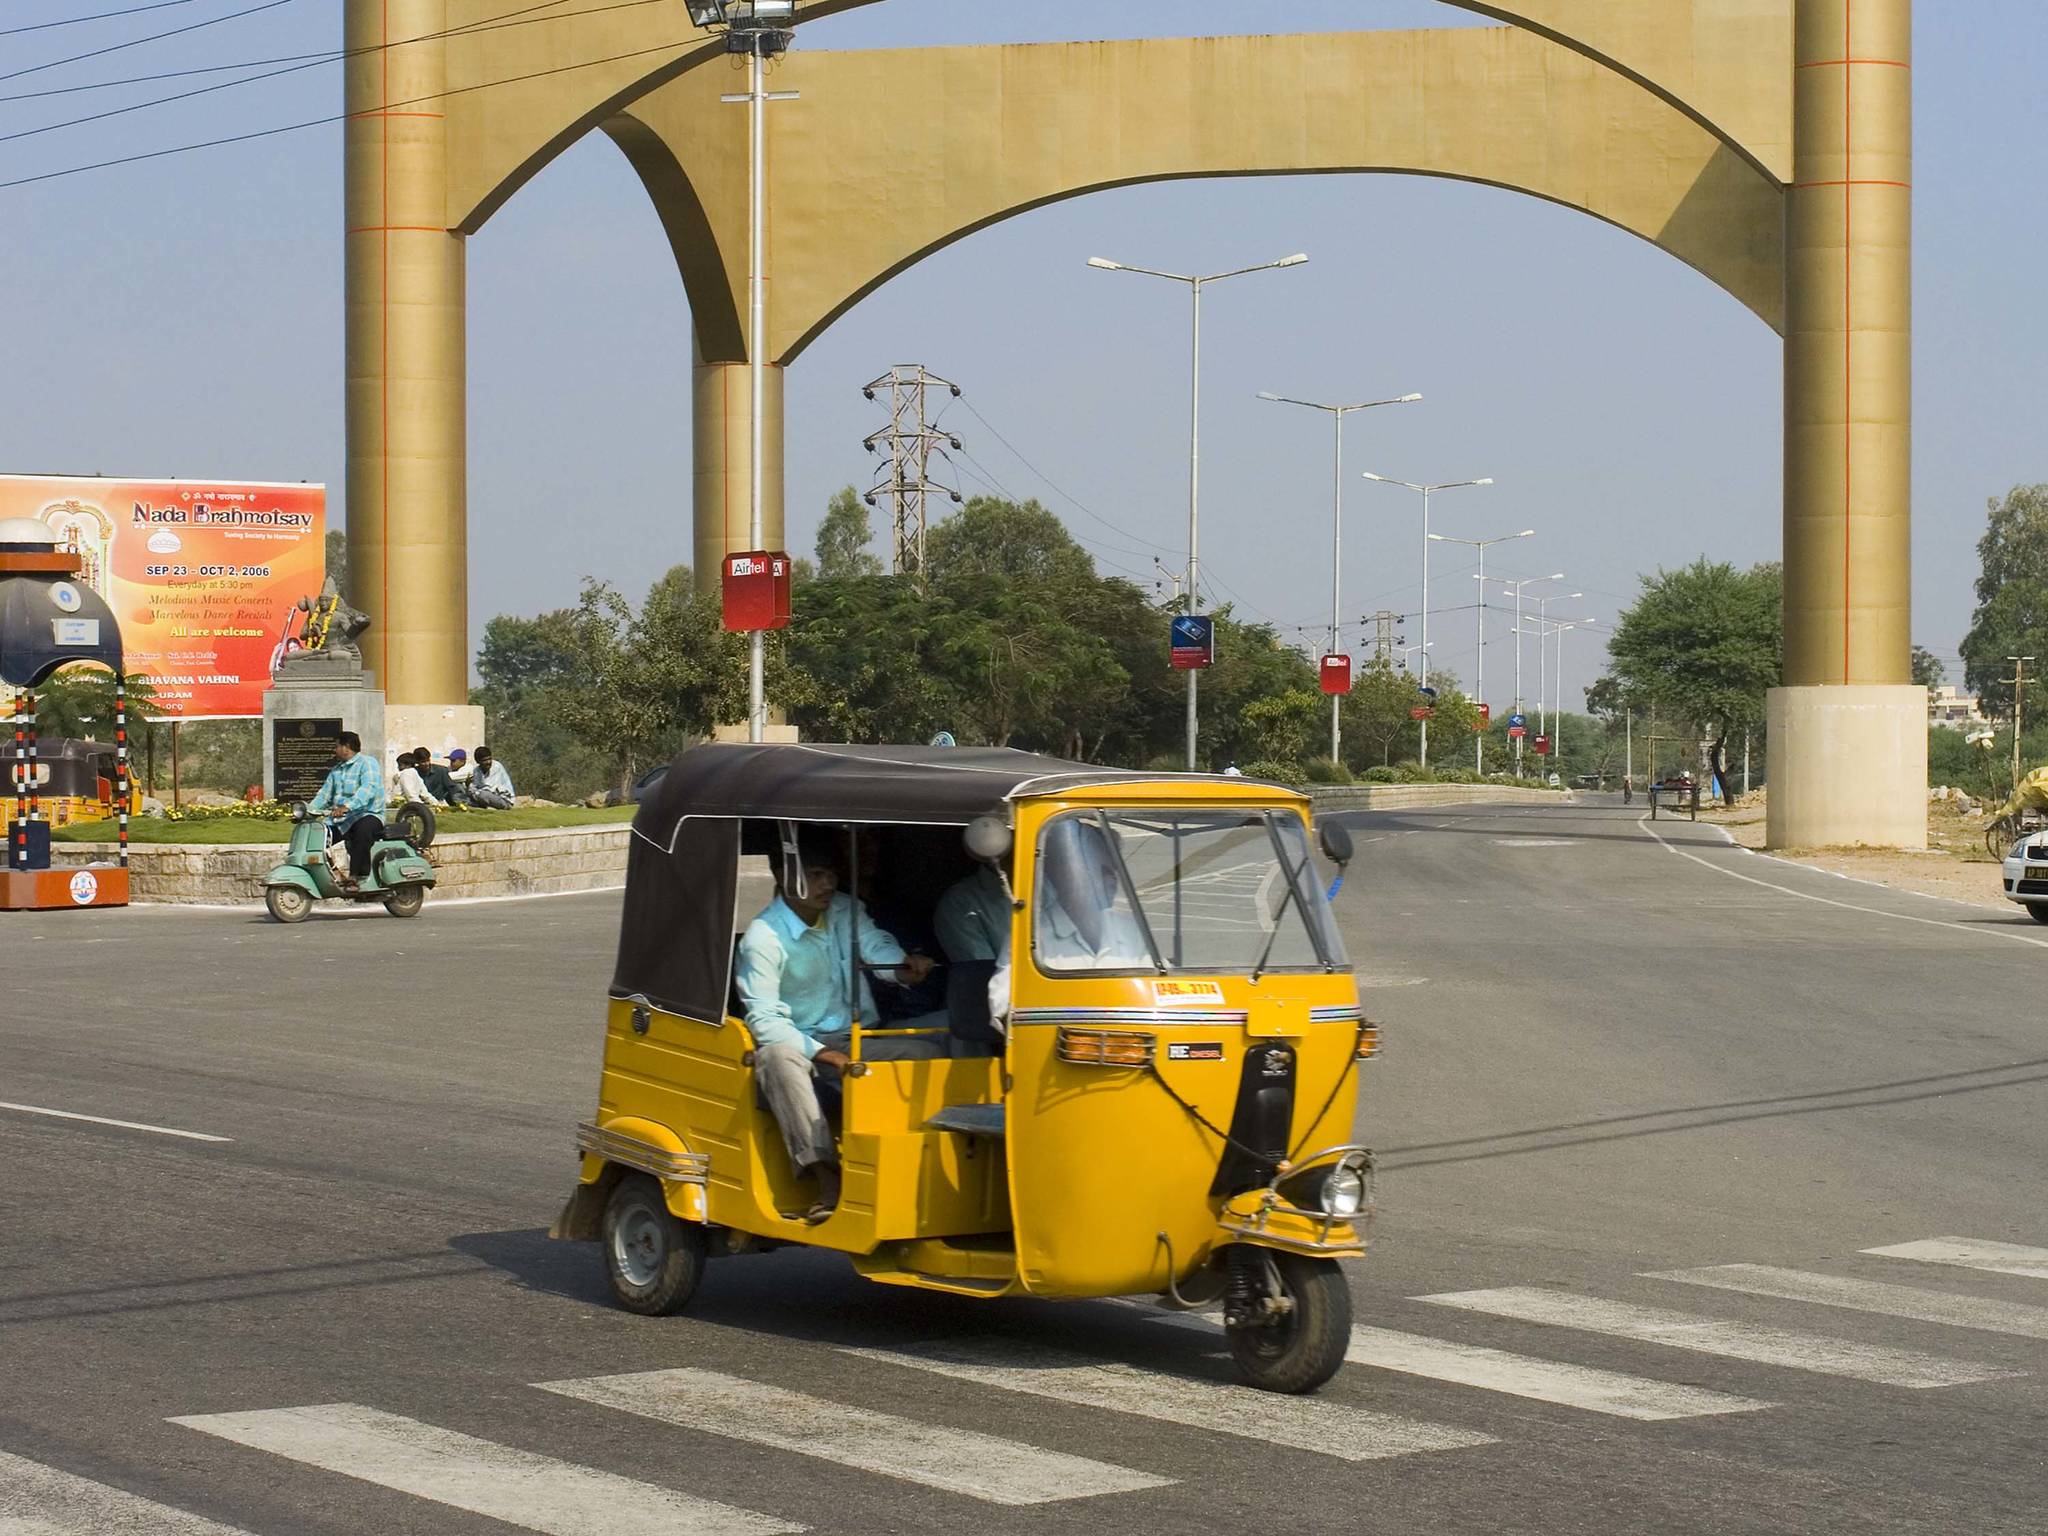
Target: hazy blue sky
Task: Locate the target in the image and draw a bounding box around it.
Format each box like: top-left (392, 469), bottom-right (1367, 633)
top-left (3, 1), bottom-right (2043, 712)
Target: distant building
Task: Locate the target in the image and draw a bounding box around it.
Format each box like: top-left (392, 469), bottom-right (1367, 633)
top-left (1928, 686), bottom-right (1987, 731)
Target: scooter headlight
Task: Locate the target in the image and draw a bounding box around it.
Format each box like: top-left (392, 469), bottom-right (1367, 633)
top-left (1321, 1163), bottom-right (1367, 1218)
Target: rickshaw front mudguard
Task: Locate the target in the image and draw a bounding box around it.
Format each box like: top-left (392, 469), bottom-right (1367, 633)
top-left (1212, 1192), bottom-right (1368, 1260)
top-left (550, 1116), bottom-right (710, 1241)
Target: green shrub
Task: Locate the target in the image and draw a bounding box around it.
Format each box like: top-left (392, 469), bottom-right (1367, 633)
top-left (162, 799), bottom-right (292, 823)
top-left (1361, 765), bottom-right (1400, 784)
top-left (1304, 757), bottom-right (1354, 785)
top-left (1239, 759), bottom-right (1307, 786)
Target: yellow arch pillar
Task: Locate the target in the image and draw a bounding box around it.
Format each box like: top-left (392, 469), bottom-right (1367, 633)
top-left (1768, 0), bottom-right (1922, 848)
top-left (343, 0), bottom-right (472, 726)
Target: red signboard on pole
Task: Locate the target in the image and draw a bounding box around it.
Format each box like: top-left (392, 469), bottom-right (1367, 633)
top-left (1478, 702), bottom-right (1491, 723)
top-left (1533, 734), bottom-right (1551, 756)
top-left (1508, 725), bottom-right (1527, 739)
top-left (1319, 654), bottom-right (1351, 695)
top-left (722, 550), bottom-right (792, 632)
top-left (1410, 706), bottom-right (1434, 721)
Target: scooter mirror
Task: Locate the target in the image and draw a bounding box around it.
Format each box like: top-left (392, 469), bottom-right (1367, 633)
top-left (1318, 820), bottom-right (1354, 868)
top-left (963, 815), bottom-right (1013, 865)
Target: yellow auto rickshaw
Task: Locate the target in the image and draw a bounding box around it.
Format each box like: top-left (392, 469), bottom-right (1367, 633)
top-left (554, 743), bottom-right (1377, 1393)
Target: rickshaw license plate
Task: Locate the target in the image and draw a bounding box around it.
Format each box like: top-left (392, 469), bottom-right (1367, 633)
top-left (1166, 1041), bottom-right (1225, 1061)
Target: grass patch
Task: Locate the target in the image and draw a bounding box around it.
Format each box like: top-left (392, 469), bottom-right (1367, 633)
top-left (51, 803), bottom-right (635, 846)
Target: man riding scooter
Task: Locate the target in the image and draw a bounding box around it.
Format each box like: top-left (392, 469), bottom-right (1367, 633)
top-left (308, 731), bottom-right (383, 889)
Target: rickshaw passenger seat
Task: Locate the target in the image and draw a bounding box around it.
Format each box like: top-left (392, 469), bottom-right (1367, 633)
top-left (925, 1103), bottom-right (1005, 1139)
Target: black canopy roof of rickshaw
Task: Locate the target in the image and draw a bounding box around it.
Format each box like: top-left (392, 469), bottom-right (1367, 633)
top-left (615, 743), bottom-right (1240, 1020)
top-left (631, 742), bottom-right (1158, 842)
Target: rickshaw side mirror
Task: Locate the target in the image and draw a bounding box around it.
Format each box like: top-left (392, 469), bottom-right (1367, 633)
top-left (964, 815), bottom-right (1013, 865)
top-left (1319, 821), bottom-right (1354, 868)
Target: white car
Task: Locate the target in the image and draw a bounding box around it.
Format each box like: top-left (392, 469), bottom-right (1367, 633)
top-left (2002, 833), bottom-right (2048, 925)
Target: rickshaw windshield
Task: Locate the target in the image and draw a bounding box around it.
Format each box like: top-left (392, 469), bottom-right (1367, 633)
top-left (1033, 809), bottom-right (1347, 975)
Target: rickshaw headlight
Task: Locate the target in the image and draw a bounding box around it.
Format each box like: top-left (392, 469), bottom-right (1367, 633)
top-left (1321, 1164), bottom-right (1367, 1218)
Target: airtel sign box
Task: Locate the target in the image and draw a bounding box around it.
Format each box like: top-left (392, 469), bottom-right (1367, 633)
top-left (722, 550), bottom-right (792, 632)
top-left (1169, 614), bottom-right (1215, 670)
top-left (1319, 654), bottom-right (1352, 695)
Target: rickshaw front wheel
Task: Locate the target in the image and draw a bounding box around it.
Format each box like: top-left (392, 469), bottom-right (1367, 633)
top-left (1224, 1251), bottom-right (1352, 1395)
top-left (601, 1174), bottom-right (707, 1316)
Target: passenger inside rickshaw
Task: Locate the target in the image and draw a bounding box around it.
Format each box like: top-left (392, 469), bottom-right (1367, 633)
top-left (731, 821), bottom-right (1005, 1221)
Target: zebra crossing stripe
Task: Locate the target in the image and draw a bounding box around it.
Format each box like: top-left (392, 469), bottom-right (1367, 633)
top-left (841, 1339), bottom-right (1496, 1460)
top-left (1342, 1325), bottom-right (1773, 1420)
top-left (168, 1404), bottom-right (800, 1536)
top-left (1417, 1288), bottom-right (2017, 1389)
top-left (537, 1368), bottom-right (1171, 1505)
top-left (0, 1449), bottom-right (257, 1535)
top-left (1119, 1305), bottom-right (1770, 1420)
top-left (1863, 1238), bottom-right (2048, 1281)
top-left (1649, 1264), bottom-right (2048, 1341)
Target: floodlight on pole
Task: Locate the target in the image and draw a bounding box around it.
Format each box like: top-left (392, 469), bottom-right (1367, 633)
top-left (1359, 472), bottom-right (1492, 770)
top-left (1090, 250), bottom-right (1311, 770)
top-left (1256, 389), bottom-right (1422, 764)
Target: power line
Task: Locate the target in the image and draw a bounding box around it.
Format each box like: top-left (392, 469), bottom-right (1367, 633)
top-left (1, 0), bottom-right (307, 87)
top-left (955, 397), bottom-right (1163, 554)
top-left (2, 1), bottom-right (196, 36)
top-left (0, 0), bottom-right (661, 134)
top-left (1, 29), bottom-right (704, 192)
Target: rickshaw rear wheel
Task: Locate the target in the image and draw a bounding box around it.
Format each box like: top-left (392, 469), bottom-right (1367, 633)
top-left (1225, 1251), bottom-right (1352, 1395)
top-left (601, 1174), bottom-right (706, 1316)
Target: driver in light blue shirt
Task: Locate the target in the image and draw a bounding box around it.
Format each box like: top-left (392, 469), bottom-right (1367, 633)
top-left (306, 731), bottom-right (384, 884)
top-left (737, 832), bottom-right (944, 1223)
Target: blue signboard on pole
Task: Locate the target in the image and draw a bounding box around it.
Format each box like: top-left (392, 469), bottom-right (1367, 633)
top-left (1508, 711), bottom-right (1527, 729)
top-left (1418, 684), bottom-right (1439, 702)
top-left (1169, 614), bottom-right (1215, 670)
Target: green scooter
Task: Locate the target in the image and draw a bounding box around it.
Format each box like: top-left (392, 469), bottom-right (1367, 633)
top-left (262, 801), bottom-right (437, 923)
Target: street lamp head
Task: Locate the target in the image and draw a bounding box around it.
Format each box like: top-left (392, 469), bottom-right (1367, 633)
top-left (1255, 391), bottom-right (1284, 401)
top-left (1396, 393), bottom-right (1423, 403)
top-left (1475, 478), bottom-right (1495, 486)
top-left (1086, 257), bottom-right (1123, 271)
top-left (686, 1), bottom-right (727, 24)
top-left (1516, 529), bottom-right (1537, 539)
top-left (1276, 253), bottom-right (1309, 267)
top-left (1426, 532), bottom-right (1450, 542)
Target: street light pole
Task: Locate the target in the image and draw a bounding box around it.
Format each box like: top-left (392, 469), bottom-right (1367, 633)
top-left (700, 2), bottom-right (798, 743)
top-left (1361, 473), bottom-right (1491, 770)
top-left (1481, 572), bottom-right (1566, 775)
top-left (1428, 527), bottom-right (1535, 774)
top-left (1092, 253), bottom-right (1308, 770)
top-left (1257, 390), bottom-right (1421, 764)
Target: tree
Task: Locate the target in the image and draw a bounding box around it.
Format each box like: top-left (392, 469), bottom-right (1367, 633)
top-left (1911, 645), bottom-right (1946, 691)
top-left (1606, 558), bottom-right (1782, 802)
top-left (815, 487), bottom-right (882, 579)
top-left (1341, 657), bottom-right (1419, 767)
top-left (1240, 689), bottom-right (1322, 771)
top-left (325, 527), bottom-right (349, 601)
top-left (1960, 484), bottom-right (2048, 723)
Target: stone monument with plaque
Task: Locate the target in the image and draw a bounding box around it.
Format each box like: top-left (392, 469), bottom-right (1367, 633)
top-left (261, 577), bottom-right (385, 801)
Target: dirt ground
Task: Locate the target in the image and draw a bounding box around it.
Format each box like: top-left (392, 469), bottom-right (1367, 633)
top-left (1698, 791), bottom-right (2012, 909)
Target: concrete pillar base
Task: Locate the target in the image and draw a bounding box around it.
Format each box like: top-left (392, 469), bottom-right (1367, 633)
top-left (1765, 684), bottom-right (1927, 849)
top-left (384, 702), bottom-right (487, 783)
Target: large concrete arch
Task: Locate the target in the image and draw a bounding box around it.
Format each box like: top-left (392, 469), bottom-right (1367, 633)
top-left (345, 0), bottom-right (1918, 847)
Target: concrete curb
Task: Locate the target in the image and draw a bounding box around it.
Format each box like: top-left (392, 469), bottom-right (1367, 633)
top-left (52, 822), bottom-right (631, 906)
top-left (1307, 783), bottom-right (1571, 813)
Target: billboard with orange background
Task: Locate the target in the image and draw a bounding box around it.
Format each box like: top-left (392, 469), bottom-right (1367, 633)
top-left (0, 475), bottom-right (325, 720)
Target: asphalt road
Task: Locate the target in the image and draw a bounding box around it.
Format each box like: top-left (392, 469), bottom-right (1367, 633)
top-left (3, 797), bottom-right (2046, 1534)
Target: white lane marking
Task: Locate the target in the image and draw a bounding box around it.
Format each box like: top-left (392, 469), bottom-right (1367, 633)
top-left (1493, 839), bottom-right (1576, 848)
top-left (0, 1449), bottom-right (257, 1534)
top-left (1865, 1238), bottom-right (2048, 1281)
top-left (1343, 1325), bottom-right (1771, 1420)
top-left (842, 1340), bottom-right (1494, 1460)
top-left (1417, 1288), bottom-right (2016, 1389)
top-left (169, 1404), bottom-right (799, 1536)
top-left (1651, 1263), bottom-right (2048, 1341)
top-left (1637, 814), bottom-right (2048, 951)
top-left (0, 1101), bottom-right (231, 1143)
top-left (1119, 1306), bottom-right (1767, 1420)
top-left (537, 1368), bottom-right (1169, 1506)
